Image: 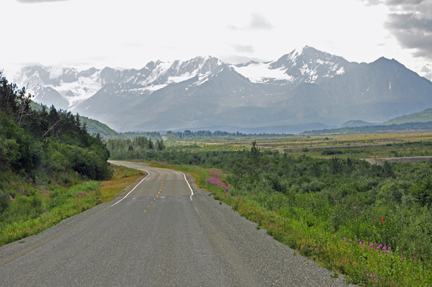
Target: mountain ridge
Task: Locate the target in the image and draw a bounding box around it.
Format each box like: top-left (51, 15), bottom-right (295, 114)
top-left (14, 46), bottom-right (432, 133)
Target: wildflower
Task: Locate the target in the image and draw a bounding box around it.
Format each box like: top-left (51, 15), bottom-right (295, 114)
top-left (383, 246), bottom-right (386, 250)
top-left (9, 195), bottom-right (15, 201)
top-left (365, 269), bottom-right (367, 272)
top-left (359, 241), bottom-right (362, 244)
top-left (370, 242), bottom-right (373, 247)
top-left (388, 247), bottom-right (391, 250)
top-left (343, 237), bottom-right (346, 241)
top-left (382, 217), bottom-right (384, 223)
top-left (401, 257), bottom-right (404, 263)
top-left (334, 235), bottom-right (337, 237)
top-left (375, 278), bottom-right (378, 282)
top-left (349, 239), bottom-right (352, 242)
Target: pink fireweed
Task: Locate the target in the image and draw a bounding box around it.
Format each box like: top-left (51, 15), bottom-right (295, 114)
top-left (206, 171), bottom-right (230, 190)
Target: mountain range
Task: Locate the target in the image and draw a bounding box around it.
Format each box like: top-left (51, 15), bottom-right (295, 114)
top-left (14, 46), bottom-right (432, 133)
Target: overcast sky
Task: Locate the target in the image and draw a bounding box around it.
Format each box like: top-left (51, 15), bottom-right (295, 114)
top-left (2, 0), bottom-right (432, 80)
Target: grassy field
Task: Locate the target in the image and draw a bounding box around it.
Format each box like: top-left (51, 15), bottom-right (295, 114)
top-left (166, 132), bottom-right (432, 161)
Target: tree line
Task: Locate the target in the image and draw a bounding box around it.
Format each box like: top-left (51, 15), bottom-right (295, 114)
top-left (107, 136), bottom-right (165, 159)
top-left (0, 73), bottom-right (112, 183)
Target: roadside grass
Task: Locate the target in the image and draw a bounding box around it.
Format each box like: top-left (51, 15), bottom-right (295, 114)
top-left (145, 160), bottom-right (432, 286)
top-left (0, 164), bottom-right (142, 247)
top-left (99, 164), bottom-right (144, 202)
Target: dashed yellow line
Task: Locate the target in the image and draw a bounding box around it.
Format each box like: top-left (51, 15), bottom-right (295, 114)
top-left (145, 173), bottom-right (166, 213)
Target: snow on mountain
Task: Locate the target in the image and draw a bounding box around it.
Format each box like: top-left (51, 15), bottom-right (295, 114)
top-left (14, 46), bottom-right (362, 117)
top-left (232, 62), bottom-right (293, 84)
top-left (15, 56), bottom-right (223, 110)
top-left (233, 46), bottom-right (359, 86)
top-left (14, 66), bottom-right (102, 109)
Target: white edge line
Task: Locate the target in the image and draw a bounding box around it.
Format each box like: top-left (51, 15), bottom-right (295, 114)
top-left (181, 172), bottom-right (194, 201)
top-left (111, 170), bottom-right (150, 207)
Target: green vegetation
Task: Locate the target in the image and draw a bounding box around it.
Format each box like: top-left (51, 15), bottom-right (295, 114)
top-left (0, 164), bottom-right (142, 246)
top-left (107, 136), bottom-right (166, 159)
top-left (99, 165), bottom-right (143, 202)
top-left (127, 140), bottom-right (432, 285)
top-left (0, 179), bottom-right (101, 246)
top-left (31, 102), bottom-right (118, 138)
top-left (80, 116), bottom-right (118, 137)
top-left (0, 74), bottom-right (111, 181)
top-left (291, 141), bottom-right (432, 160)
top-left (383, 108), bottom-right (432, 125)
top-left (0, 73), bottom-right (118, 245)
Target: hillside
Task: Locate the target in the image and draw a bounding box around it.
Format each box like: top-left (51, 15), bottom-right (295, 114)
top-left (340, 120), bottom-right (376, 128)
top-left (80, 117), bottom-right (118, 137)
top-left (383, 108), bottom-right (432, 125)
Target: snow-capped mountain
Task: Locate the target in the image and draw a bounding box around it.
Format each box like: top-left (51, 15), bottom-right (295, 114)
top-left (15, 47), bottom-right (355, 110)
top-left (15, 56), bottom-right (224, 110)
top-left (15, 66), bottom-right (102, 110)
top-left (232, 46), bottom-right (361, 86)
top-left (13, 46), bottom-right (432, 133)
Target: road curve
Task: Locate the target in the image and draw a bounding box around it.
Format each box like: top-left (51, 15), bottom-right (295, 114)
top-left (0, 161), bottom-right (352, 286)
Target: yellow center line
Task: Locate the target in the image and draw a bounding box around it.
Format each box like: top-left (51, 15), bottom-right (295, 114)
top-left (144, 210), bottom-right (147, 213)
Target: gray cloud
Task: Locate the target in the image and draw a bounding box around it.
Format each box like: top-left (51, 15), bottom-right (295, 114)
top-left (385, 13), bottom-right (432, 58)
top-left (360, 0), bottom-right (424, 5)
top-left (231, 44), bottom-right (255, 53)
top-left (360, 0), bottom-right (432, 60)
top-left (249, 13), bottom-right (273, 30)
top-left (17, 0), bottom-right (68, 3)
top-left (228, 13), bottom-right (273, 31)
top-left (420, 65), bottom-right (432, 80)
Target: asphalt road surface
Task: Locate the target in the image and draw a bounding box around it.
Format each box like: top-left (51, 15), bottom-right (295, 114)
top-left (0, 161), bottom-right (351, 286)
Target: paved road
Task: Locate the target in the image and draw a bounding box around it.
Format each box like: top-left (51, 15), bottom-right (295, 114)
top-left (0, 161), bottom-right (351, 286)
